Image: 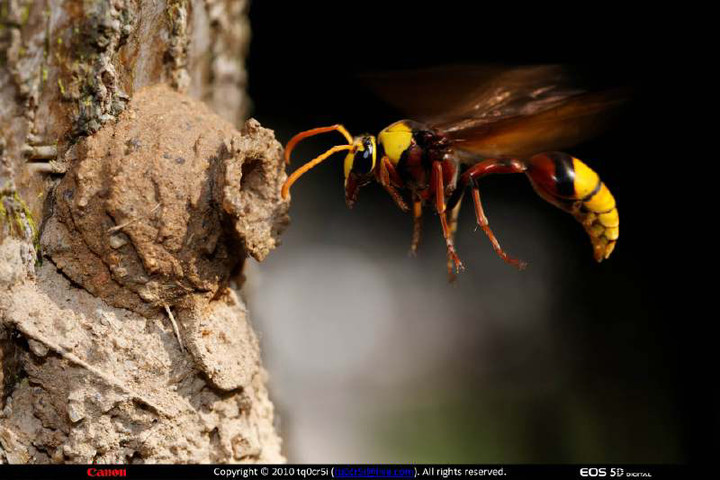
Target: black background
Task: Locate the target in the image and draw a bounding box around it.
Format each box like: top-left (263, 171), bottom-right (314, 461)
top-left (246, 2), bottom-right (694, 463)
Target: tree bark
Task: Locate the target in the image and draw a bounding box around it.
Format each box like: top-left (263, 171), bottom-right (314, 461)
top-left (0, 0), bottom-right (287, 463)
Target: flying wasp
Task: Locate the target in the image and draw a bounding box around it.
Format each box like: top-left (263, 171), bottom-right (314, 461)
top-left (281, 66), bottom-right (623, 277)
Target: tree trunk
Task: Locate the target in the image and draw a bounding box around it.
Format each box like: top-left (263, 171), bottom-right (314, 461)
top-left (0, 0), bottom-right (287, 463)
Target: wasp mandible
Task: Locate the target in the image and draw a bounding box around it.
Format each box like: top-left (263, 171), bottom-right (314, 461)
top-left (281, 66), bottom-right (622, 277)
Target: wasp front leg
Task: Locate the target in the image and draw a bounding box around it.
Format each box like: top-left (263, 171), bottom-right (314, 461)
top-left (410, 196), bottom-right (423, 257)
top-left (377, 155), bottom-right (409, 212)
top-left (432, 161), bottom-right (464, 275)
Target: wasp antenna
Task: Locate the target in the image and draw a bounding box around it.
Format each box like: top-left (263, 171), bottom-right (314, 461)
top-left (281, 144), bottom-right (354, 199)
top-left (284, 124), bottom-right (354, 165)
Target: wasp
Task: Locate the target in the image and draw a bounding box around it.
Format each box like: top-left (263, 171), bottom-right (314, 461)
top-left (281, 66), bottom-right (622, 277)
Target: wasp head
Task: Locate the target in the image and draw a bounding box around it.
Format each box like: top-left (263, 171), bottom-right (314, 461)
top-left (343, 135), bottom-right (376, 208)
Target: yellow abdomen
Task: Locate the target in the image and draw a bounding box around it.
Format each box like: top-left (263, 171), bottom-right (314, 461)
top-left (571, 157), bottom-right (619, 262)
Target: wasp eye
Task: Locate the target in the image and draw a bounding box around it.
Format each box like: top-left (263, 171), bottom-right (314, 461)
top-left (352, 142), bottom-right (374, 174)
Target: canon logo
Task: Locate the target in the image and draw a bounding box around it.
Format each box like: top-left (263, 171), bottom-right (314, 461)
top-left (87, 468), bottom-right (127, 477)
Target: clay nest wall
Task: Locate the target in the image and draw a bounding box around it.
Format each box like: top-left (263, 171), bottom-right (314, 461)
top-left (0, 84), bottom-right (289, 463)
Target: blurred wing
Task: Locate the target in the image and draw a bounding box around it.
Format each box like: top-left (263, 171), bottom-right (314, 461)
top-left (431, 65), bottom-right (583, 127)
top-left (443, 89), bottom-right (627, 159)
top-left (360, 64), bottom-right (578, 124)
top-left (362, 64), bottom-right (627, 158)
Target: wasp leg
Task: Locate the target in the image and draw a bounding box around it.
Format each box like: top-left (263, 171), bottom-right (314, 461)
top-left (470, 187), bottom-right (527, 269)
top-left (284, 124), bottom-right (353, 164)
top-left (377, 155), bottom-right (409, 212)
top-left (448, 159), bottom-right (527, 270)
top-left (446, 194), bottom-right (463, 281)
top-left (410, 196), bottom-right (422, 257)
top-left (432, 161), bottom-right (464, 275)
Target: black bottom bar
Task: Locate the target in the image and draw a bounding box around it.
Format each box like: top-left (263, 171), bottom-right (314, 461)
top-left (0, 464), bottom-right (692, 480)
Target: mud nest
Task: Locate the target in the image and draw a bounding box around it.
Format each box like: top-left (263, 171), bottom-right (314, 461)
top-left (42, 85), bottom-right (289, 317)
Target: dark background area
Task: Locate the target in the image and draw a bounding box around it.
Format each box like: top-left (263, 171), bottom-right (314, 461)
top-left (246, 2), bottom-right (693, 463)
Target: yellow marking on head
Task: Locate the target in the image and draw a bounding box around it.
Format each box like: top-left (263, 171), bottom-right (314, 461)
top-left (571, 157), bottom-right (601, 198)
top-left (378, 120), bottom-right (413, 165)
top-left (344, 150), bottom-right (354, 182)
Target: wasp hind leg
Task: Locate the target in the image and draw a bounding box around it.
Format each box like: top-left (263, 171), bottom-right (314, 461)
top-left (448, 158), bottom-right (527, 270)
top-left (432, 161), bottom-right (464, 276)
top-left (470, 186), bottom-right (527, 270)
top-left (446, 194), bottom-right (463, 282)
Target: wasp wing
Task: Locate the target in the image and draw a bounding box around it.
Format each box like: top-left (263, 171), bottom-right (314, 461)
top-left (362, 64), bottom-right (626, 159)
top-left (360, 65), bottom-right (579, 123)
top-left (430, 65), bottom-right (583, 127)
top-left (442, 88), bottom-right (627, 160)
top-left (359, 64), bottom-right (522, 121)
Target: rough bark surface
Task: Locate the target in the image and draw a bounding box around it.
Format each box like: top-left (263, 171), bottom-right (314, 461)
top-left (1, 0), bottom-right (287, 464)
